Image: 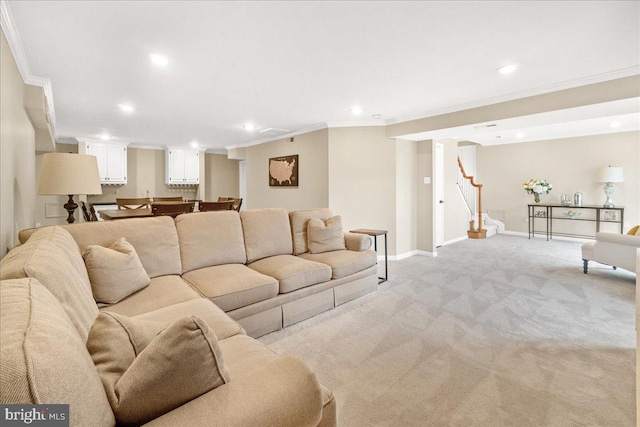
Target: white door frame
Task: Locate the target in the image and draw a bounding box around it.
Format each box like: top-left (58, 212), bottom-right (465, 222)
top-left (435, 143), bottom-right (444, 247)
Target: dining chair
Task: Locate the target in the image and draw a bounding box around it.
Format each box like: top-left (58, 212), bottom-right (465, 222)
top-left (81, 202), bottom-right (99, 222)
top-left (116, 197), bottom-right (153, 210)
top-left (151, 202), bottom-right (195, 218)
top-left (217, 197), bottom-right (243, 211)
top-left (152, 196), bottom-right (184, 202)
top-left (199, 201), bottom-right (235, 212)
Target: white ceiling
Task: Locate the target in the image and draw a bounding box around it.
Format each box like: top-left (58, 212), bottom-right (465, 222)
top-left (5, 1), bottom-right (640, 151)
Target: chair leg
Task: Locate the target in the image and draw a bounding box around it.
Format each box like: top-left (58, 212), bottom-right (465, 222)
top-left (582, 259), bottom-right (588, 274)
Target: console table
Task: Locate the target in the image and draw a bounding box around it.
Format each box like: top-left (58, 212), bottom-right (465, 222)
top-left (528, 204), bottom-right (624, 240)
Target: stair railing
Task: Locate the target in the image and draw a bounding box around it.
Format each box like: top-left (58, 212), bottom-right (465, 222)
top-left (457, 156), bottom-right (486, 238)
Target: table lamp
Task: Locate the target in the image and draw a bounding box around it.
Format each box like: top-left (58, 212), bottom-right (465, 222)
top-left (38, 153), bottom-right (102, 223)
top-left (596, 166), bottom-right (623, 208)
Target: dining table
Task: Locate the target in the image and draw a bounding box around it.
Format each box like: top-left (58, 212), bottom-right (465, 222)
top-left (98, 208), bottom-right (153, 221)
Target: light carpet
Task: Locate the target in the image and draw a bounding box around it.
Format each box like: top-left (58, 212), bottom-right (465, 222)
top-left (259, 235), bottom-right (636, 426)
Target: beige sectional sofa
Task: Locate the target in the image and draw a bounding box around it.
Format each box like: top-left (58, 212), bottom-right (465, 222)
top-left (1, 208), bottom-right (378, 426)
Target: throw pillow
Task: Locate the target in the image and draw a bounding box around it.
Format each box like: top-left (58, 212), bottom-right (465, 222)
top-left (82, 237), bottom-right (151, 304)
top-left (87, 312), bottom-right (231, 426)
top-left (627, 225), bottom-right (639, 236)
top-left (307, 215), bottom-right (346, 254)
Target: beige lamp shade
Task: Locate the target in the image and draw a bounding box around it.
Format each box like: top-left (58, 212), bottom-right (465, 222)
top-left (596, 166), bottom-right (624, 183)
top-left (38, 153), bottom-right (103, 195)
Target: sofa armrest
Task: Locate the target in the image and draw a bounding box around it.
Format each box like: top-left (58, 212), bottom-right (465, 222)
top-left (344, 232), bottom-right (372, 252)
top-left (595, 232), bottom-right (640, 247)
top-left (143, 356), bottom-right (324, 427)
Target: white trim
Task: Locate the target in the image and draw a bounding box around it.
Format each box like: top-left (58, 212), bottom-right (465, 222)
top-left (386, 66), bottom-right (640, 126)
top-left (416, 250), bottom-right (437, 257)
top-left (0, 0), bottom-right (57, 134)
top-left (326, 120), bottom-right (387, 128)
top-left (127, 143), bottom-right (164, 151)
top-left (442, 235), bottom-right (468, 246)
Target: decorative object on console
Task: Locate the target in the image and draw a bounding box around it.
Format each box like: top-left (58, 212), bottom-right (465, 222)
top-left (563, 211), bottom-right (581, 219)
top-left (561, 193), bottom-right (571, 206)
top-left (269, 154), bottom-right (298, 187)
top-left (574, 191), bottom-right (583, 207)
top-left (523, 178), bottom-right (552, 203)
top-left (596, 166), bottom-right (624, 208)
top-left (38, 153), bottom-right (102, 224)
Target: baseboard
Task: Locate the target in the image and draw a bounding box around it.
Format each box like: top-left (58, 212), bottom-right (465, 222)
top-left (416, 250), bottom-right (437, 257)
top-left (377, 250), bottom-right (437, 260)
top-left (442, 236), bottom-right (468, 246)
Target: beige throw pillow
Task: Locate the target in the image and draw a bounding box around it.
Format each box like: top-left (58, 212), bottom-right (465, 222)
top-left (307, 215), bottom-right (346, 254)
top-left (83, 237), bottom-right (151, 304)
top-left (87, 312), bottom-right (231, 426)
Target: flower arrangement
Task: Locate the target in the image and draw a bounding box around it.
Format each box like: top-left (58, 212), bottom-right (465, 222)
top-left (523, 178), bottom-right (553, 203)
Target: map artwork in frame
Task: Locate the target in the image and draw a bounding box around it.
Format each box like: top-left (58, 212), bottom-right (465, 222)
top-left (269, 155), bottom-right (298, 187)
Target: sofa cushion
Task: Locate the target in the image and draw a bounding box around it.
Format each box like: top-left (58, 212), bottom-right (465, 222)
top-left (88, 312), bottom-right (230, 426)
top-left (176, 211), bottom-right (247, 273)
top-left (0, 226), bottom-right (98, 342)
top-left (307, 216), bottom-right (346, 254)
top-left (133, 298), bottom-right (245, 341)
top-left (1, 278), bottom-right (115, 426)
top-left (183, 264), bottom-right (279, 311)
top-left (300, 249), bottom-right (378, 279)
top-left (20, 217), bottom-right (182, 278)
top-left (241, 208), bottom-right (293, 263)
top-left (248, 254), bottom-right (332, 294)
top-left (100, 275), bottom-right (199, 317)
top-left (83, 237), bottom-right (151, 304)
top-left (289, 208), bottom-right (334, 255)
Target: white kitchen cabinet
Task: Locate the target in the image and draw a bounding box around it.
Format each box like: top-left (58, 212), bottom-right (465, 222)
top-left (80, 140), bottom-right (128, 185)
top-left (166, 147), bottom-right (199, 185)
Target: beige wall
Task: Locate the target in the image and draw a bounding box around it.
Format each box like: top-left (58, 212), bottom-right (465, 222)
top-left (395, 140), bottom-right (418, 255)
top-left (88, 147), bottom-right (206, 204)
top-left (477, 131), bottom-right (640, 234)
top-left (327, 127), bottom-right (398, 254)
top-left (245, 128), bottom-right (329, 211)
top-left (205, 153), bottom-right (239, 201)
top-left (416, 140), bottom-right (433, 253)
top-left (1, 30), bottom-right (36, 255)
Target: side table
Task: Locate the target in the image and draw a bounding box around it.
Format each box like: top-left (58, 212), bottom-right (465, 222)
top-left (350, 229), bottom-right (388, 283)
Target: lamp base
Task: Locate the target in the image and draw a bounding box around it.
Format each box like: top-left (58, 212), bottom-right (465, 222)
top-left (602, 182), bottom-right (615, 208)
top-left (63, 194), bottom-right (78, 224)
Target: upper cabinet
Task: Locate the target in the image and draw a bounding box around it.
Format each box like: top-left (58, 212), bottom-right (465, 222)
top-left (166, 147), bottom-right (199, 185)
top-left (79, 139), bottom-right (128, 185)
top-left (24, 85), bottom-right (56, 152)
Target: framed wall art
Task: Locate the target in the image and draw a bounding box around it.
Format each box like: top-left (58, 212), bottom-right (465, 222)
top-left (269, 154), bottom-right (298, 187)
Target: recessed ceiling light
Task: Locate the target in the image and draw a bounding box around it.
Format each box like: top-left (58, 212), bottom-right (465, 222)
top-left (371, 114), bottom-right (382, 119)
top-left (149, 53), bottom-right (169, 66)
top-left (190, 141), bottom-right (199, 148)
top-left (496, 64), bottom-right (519, 75)
top-left (99, 134), bottom-right (110, 141)
top-left (243, 123), bottom-right (256, 131)
top-left (515, 132), bottom-right (525, 138)
top-left (610, 121), bottom-right (621, 128)
top-left (118, 104), bottom-right (134, 113)
top-left (350, 106), bottom-right (362, 115)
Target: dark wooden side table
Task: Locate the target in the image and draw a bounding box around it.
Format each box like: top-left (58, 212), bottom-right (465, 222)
top-left (350, 229), bottom-right (388, 283)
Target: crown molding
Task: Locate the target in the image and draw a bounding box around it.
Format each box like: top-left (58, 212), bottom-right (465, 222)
top-left (325, 120), bottom-right (387, 128)
top-left (386, 66), bottom-right (640, 126)
top-left (1, 0), bottom-right (57, 134)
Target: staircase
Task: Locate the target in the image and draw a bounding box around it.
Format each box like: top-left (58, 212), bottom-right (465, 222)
top-left (456, 156), bottom-right (504, 239)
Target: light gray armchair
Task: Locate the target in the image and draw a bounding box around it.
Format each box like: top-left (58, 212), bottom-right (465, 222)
top-left (581, 232), bottom-right (640, 274)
